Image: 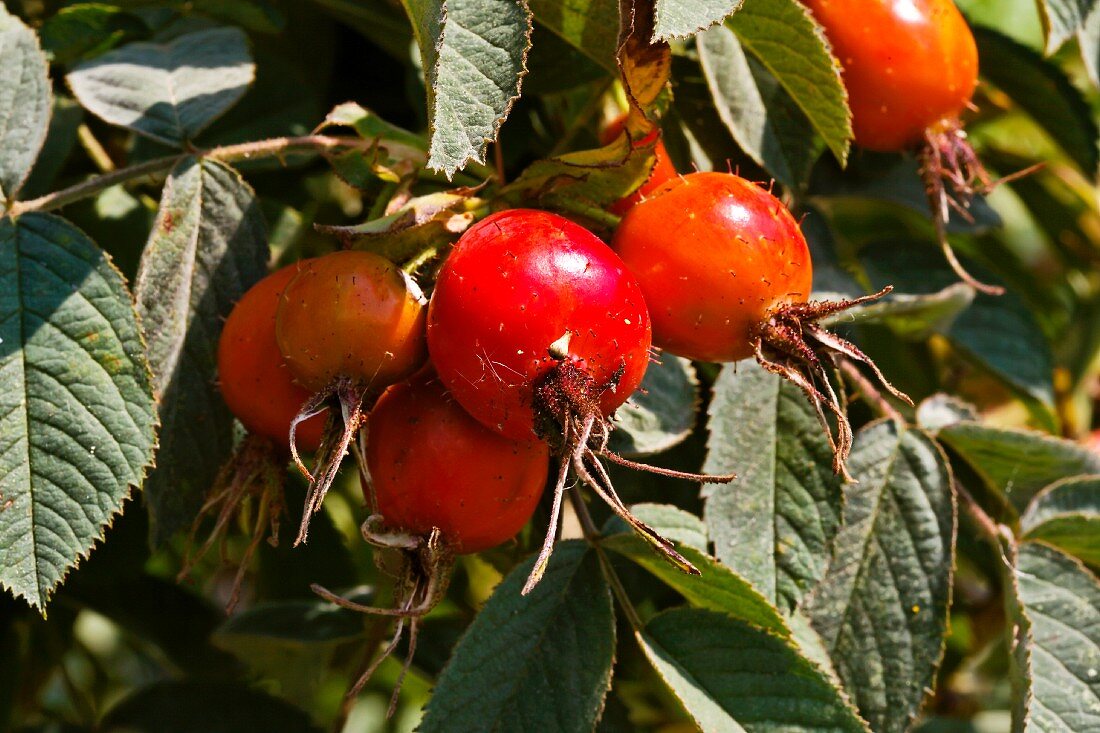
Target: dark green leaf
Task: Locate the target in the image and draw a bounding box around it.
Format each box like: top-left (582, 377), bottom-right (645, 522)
top-left (727, 0), bottom-right (852, 165)
top-left (603, 532), bottom-right (790, 635)
top-left (0, 4), bottom-right (51, 202)
top-left (1011, 543), bottom-right (1100, 732)
top-left (974, 25), bottom-right (1099, 176)
top-left (938, 422), bottom-right (1100, 511)
top-left (67, 28), bottom-right (255, 146)
top-left (21, 96), bottom-right (84, 200)
top-left (190, 0), bottom-right (286, 33)
top-left (419, 541), bottom-right (615, 733)
top-left (654, 0), bottom-right (740, 39)
top-left (101, 681), bottom-right (320, 732)
top-left (803, 420), bottom-right (955, 733)
top-left (135, 157), bottom-right (269, 546)
top-left (39, 4), bottom-right (146, 66)
top-left (528, 0), bottom-right (618, 70)
top-left (640, 608), bottom-right (869, 733)
top-left (0, 213), bottom-right (156, 610)
top-left (1021, 476), bottom-right (1100, 565)
top-left (702, 361), bottom-right (843, 614)
top-left (400, 0), bottom-right (532, 178)
top-left (610, 355), bottom-right (698, 457)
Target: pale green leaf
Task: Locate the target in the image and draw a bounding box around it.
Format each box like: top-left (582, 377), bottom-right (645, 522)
top-left (135, 157), bottom-right (269, 545)
top-left (938, 422), bottom-right (1100, 511)
top-left (654, 0), bottom-right (740, 39)
top-left (702, 361), bottom-right (843, 614)
top-left (640, 608), bottom-right (869, 733)
top-left (726, 0), bottom-right (852, 165)
top-left (0, 4), bottom-right (51, 202)
top-left (1021, 476), bottom-right (1100, 566)
top-left (1012, 543), bottom-right (1100, 732)
top-left (610, 355), bottom-right (698, 457)
top-left (401, 0), bottom-right (532, 178)
top-left (1036, 0), bottom-right (1098, 54)
top-left (0, 214), bottom-right (156, 611)
top-left (67, 28), bottom-right (255, 146)
top-left (803, 420), bottom-right (955, 733)
top-left (419, 541), bottom-right (614, 732)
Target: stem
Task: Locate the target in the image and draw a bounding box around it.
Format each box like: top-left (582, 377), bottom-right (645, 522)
top-left (77, 124), bottom-right (116, 173)
top-left (567, 489), bottom-right (645, 632)
top-left (7, 135), bottom-right (390, 217)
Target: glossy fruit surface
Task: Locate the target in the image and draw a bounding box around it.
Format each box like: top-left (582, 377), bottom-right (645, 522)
top-left (367, 373), bottom-right (550, 553)
top-left (612, 171), bottom-right (812, 363)
top-left (218, 263), bottom-right (326, 451)
top-left (275, 250), bottom-right (428, 392)
top-left (427, 209), bottom-right (652, 440)
top-left (803, 0), bottom-right (978, 151)
top-left (600, 114), bottom-right (679, 214)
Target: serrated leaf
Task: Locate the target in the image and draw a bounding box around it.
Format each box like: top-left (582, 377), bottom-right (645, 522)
top-left (400, 0), bottom-right (531, 178)
top-left (39, 4), bottom-right (146, 67)
top-left (863, 243), bottom-right (1056, 426)
top-left (1020, 476), bottom-right (1100, 565)
top-left (603, 531), bottom-right (790, 635)
top-left (609, 355), bottom-right (698, 457)
top-left (419, 541), bottom-right (614, 732)
top-left (67, 28), bottom-right (255, 147)
top-left (0, 5), bottom-right (51, 203)
top-left (696, 24), bottom-right (795, 187)
top-left (101, 681), bottom-right (320, 732)
top-left (938, 422), bottom-right (1100, 511)
top-left (604, 503), bottom-right (709, 552)
top-left (726, 0), bottom-right (852, 165)
top-left (803, 420), bottom-right (955, 733)
top-left (1037, 0), bottom-right (1098, 54)
top-left (213, 594), bottom-right (368, 701)
top-left (653, 0), bottom-right (740, 40)
top-left (702, 361), bottom-right (843, 615)
top-left (135, 157), bottom-right (269, 546)
top-left (640, 608), bottom-right (869, 733)
top-left (0, 213), bottom-right (156, 611)
top-left (1011, 543), bottom-right (1100, 732)
top-left (974, 25), bottom-right (1099, 176)
top-left (528, 0), bottom-right (618, 70)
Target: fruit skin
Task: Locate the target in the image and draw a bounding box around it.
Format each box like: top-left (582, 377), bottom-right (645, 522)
top-left (427, 209), bottom-right (652, 441)
top-left (367, 373), bottom-right (550, 554)
top-left (803, 0), bottom-right (978, 151)
top-left (600, 114), bottom-right (679, 215)
top-left (275, 250), bottom-right (428, 392)
top-left (218, 263), bottom-right (326, 452)
top-left (612, 171), bottom-right (813, 363)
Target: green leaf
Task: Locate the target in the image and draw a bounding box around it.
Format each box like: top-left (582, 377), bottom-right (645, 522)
top-left (702, 361), bottom-right (843, 614)
top-left (135, 157), bottom-right (269, 546)
top-left (1079, 4), bottom-right (1100, 87)
top-left (603, 531), bottom-right (790, 636)
top-left (938, 422), bottom-right (1100, 511)
top-left (973, 25), bottom-right (1099, 176)
top-left (726, 0), bottom-right (852, 165)
top-left (653, 0), bottom-right (740, 39)
top-left (400, 0), bottom-right (532, 178)
top-left (696, 24), bottom-right (795, 187)
top-left (212, 595), bottom-right (368, 701)
top-left (820, 283), bottom-right (976, 341)
top-left (315, 102), bottom-right (428, 187)
top-left (100, 681), bottom-right (320, 732)
top-left (22, 96), bottom-right (85, 201)
top-left (1012, 543), bottom-right (1100, 732)
top-left (1036, 0), bottom-right (1098, 53)
top-left (0, 4), bottom-right (51, 203)
top-left (190, 0), bottom-right (286, 33)
top-left (419, 541), bottom-right (615, 732)
top-left (605, 503), bottom-right (709, 553)
top-left (609, 355), bottom-right (698, 457)
top-left (863, 244), bottom-right (1056, 426)
top-left (0, 213), bottom-right (156, 611)
top-left (528, 0), bottom-right (618, 70)
top-left (1020, 476), bottom-right (1100, 565)
top-left (67, 28), bottom-right (255, 147)
top-left (803, 420), bottom-right (955, 733)
top-left (640, 608), bottom-right (869, 733)
top-left (39, 4), bottom-right (146, 67)
top-left (915, 393), bottom-right (979, 433)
